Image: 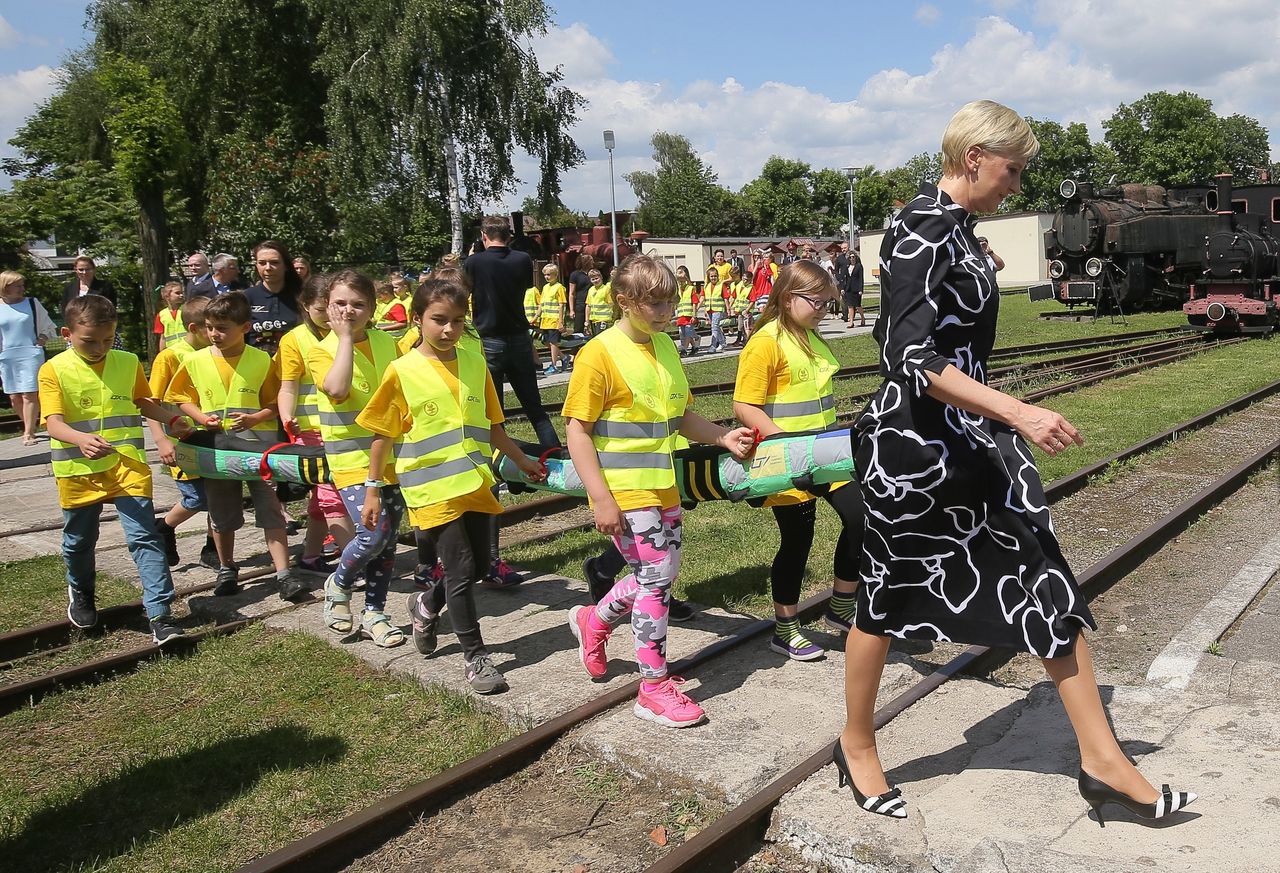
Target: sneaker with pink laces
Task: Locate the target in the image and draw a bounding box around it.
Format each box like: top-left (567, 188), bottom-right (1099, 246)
top-left (479, 558), bottom-right (523, 590)
top-left (568, 605), bottom-right (610, 679)
top-left (634, 677), bottom-right (705, 728)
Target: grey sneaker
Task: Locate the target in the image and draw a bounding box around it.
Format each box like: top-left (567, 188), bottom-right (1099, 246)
top-left (464, 654), bottom-right (508, 694)
top-left (67, 586), bottom-right (98, 629)
top-left (277, 569), bottom-right (309, 601)
top-left (409, 591), bottom-right (440, 656)
top-left (214, 564), bottom-right (240, 596)
top-left (150, 614), bottom-right (185, 645)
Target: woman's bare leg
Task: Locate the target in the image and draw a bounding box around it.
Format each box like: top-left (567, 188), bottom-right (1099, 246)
top-left (839, 624), bottom-right (893, 795)
top-left (1043, 634), bottom-right (1158, 802)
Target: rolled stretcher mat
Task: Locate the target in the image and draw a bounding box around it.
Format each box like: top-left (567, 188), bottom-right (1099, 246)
top-left (173, 431), bottom-right (331, 485)
top-left (495, 426), bottom-right (858, 506)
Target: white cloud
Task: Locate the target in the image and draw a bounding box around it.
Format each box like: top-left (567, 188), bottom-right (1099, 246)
top-left (529, 21), bottom-right (614, 82)
top-left (0, 66), bottom-right (60, 184)
top-left (914, 4), bottom-right (942, 25)
top-left (0, 15), bottom-right (20, 49)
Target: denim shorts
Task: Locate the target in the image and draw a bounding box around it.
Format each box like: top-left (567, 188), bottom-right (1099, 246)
top-left (174, 478), bottom-right (208, 512)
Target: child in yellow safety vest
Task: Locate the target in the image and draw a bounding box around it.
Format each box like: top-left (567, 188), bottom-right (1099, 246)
top-left (304, 271), bottom-right (406, 647)
top-left (374, 279), bottom-right (410, 336)
top-left (674, 265), bottom-right (699, 357)
top-left (148, 296), bottom-right (218, 570)
top-left (167, 291), bottom-right (295, 598)
top-left (276, 278), bottom-right (356, 574)
top-left (732, 261), bottom-right (864, 660)
top-left (153, 280), bottom-right (187, 350)
top-left (44, 295), bottom-right (192, 643)
top-left (360, 276), bottom-right (545, 692)
top-left (584, 269), bottom-right (614, 335)
top-left (703, 265), bottom-right (728, 353)
top-left (538, 263), bottom-right (567, 374)
top-left (562, 255), bottom-right (755, 728)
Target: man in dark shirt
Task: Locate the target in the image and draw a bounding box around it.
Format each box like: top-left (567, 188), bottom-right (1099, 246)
top-left (186, 253), bottom-right (244, 300)
top-left (465, 215), bottom-right (558, 449)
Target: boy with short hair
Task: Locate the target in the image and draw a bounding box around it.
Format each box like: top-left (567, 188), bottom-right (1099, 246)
top-left (39, 296), bottom-right (189, 644)
top-left (538, 263), bottom-right (567, 374)
top-left (165, 291), bottom-right (298, 598)
top-left (149, 296), bottom-right (218, 569)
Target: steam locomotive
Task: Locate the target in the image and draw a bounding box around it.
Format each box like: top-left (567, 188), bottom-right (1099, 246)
top-left (1183, 174), bottom-right (1279, 334)
top-left (507, 211), bottom-right (639, 280)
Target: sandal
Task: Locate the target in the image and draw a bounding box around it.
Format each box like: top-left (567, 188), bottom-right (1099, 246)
top-left (360, 610), bottom-right (406, 648)
top-left (323, 573), bottom-right (352, 633)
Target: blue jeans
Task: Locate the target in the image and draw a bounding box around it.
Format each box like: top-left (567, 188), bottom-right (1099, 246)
top-left (174, 478), bottom-right (207, 512)
top-left (481, 333), bottom-right (560, 449)
top-left (63, 496), bottom-right (175, 619)
top-left (334, 483), bottom-right (405, 613)
top-left (709, 312), bottom-right (725, 350)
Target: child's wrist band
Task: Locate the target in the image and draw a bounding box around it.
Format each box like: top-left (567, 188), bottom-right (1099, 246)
top-left (364, 479), bottom-right (386, 489)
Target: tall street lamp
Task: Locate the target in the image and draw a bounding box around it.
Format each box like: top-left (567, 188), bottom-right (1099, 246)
top-left (844, 166), bottom-right (862, 247)
top-left (604, 130), bottom-right (619, 268)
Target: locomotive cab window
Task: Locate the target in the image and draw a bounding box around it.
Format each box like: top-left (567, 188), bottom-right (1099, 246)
top-left (1233, 199), bottom-right (1247, 214)
top-left (1271, 198), bottom-right (1280, 223)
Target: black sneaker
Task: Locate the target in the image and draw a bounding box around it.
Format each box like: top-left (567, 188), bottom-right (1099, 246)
top-left (199, 536), bottom-right (219, 570)
top-left (668, 597), bottom-right (695, 622)
top-left (285, 520), bottom-right (302, 536)
top-left (67, 586), bottom-right (98, 629)
top-left (157, 520), bottom-right (180, 567)
top-left (277, 569), bottom-right (310, 601)
top-left (214, 564), bottom-right (240, 596)
top-left (150, 614), bottom-right (184, 645)
top-left (408, 591), bottom-right (440, 656)
top-left (583, 557), bottom-right (613, 603)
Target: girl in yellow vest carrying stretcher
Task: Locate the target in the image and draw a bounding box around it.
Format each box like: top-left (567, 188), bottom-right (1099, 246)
top-left (359, 277), bottom-right (545, 694)
top-left (563, 255), bottom-right (756, 729)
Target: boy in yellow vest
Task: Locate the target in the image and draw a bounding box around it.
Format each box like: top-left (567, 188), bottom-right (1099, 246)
top-left (165, 291), bottom-right (297, 598)
top-left (538, 263), bottom-right (567, 374)
top-left (148, 296), bottom-right (219, 569)
top-left (40, 295), bottom-right (191, 643)
top-left (153, 280), bottom-right (187, 350)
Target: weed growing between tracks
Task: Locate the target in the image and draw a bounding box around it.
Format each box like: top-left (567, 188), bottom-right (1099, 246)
top-left (0, 555), bottom-right (139, 634)
top-left (0, 625), bottom-right (514, 873)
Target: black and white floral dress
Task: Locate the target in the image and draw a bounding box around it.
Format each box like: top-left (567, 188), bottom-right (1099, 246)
top-left (853, 183), bottom-right (1094, 658)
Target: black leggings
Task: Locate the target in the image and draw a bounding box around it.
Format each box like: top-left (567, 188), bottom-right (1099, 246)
top-left (769, 485), bottom-right (864, 607)
top-left (420, 512), bottom-right (491, 661)
top-left (415, 484), bottom-right (503, 568)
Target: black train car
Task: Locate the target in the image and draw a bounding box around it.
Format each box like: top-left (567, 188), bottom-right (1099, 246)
top-left (1184, 174), bottom-right (1280, 334)
top-left (1043, 180), bottom-right (1216, 311)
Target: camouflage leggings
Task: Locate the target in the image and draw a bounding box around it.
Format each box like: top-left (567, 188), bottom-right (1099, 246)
top-left (595, 506), bottom-right (683, 680)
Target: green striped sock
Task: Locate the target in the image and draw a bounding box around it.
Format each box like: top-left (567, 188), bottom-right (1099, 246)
top-left (829, 592), bottom-right (857, 620)
top-left (775, 617), bottom-right (805, 643)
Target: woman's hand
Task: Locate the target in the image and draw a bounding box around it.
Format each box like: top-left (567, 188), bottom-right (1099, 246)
top-left (1011, 401), bottom-right (1083, 457)
top-left (718, 425), bottom-right (758, 461)
top-left (360, 487), bottom-right (382, 530)
top-left (592, 496), bottom-right (627, 538)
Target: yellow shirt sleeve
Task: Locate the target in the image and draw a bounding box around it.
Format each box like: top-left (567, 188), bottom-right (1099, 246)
top-left (131, 363), bottom-right (151, 403)
top-left (483, 369), bottom-right (503, 425)
top-left (260, 358), bottom-right (281, 409)
top-left (148, 349), bottom-right (181, 398)
top-left (397, 326), bottom-right (420, 356)
top-left (164, 361), bottom-right (200, 407)
top-left (733, 333), bottom-right (785, 406)
top-left (37, 361), bottom-right (63, 421)
top-left (356, 366), bottom-right (412, 439)
top-left (277, 331), bottom-right (309, 382)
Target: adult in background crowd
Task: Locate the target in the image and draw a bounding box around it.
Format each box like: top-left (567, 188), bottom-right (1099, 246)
top-left (184, 252), bottom-right (211, 295)
top-left (465, 215), bottom-right (559, 450)
top-left (567, 253), bottom-right (594, 335)
top-left (843, 249), bottom-right (866, 328)
top-left (0, 271), bottom-right (56, 445)
top-left (61, 256), bottom-right (116, 312)
top-left (293, 254), bottom-right (313, 283)
top-left (712, 249), bottom-right (732, 282)
top-left (978, 237), bottom-right (1005, 272)
top-left (243, 240), bottom-right (301, 356)
top-left (728, 248), bottom-right (747, 276)
top-left (186, 253), bottom-right (243, 300)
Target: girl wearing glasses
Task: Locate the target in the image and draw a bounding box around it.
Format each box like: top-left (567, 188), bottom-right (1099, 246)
top-left (732, 260), bottom-right (864, 661)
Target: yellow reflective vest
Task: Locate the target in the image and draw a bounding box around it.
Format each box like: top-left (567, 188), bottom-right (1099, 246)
top-left (676, 283), bottom-right (696, 319)
top-left (315, 329), bottom-right (399, 475)
top-left (48, 349), bottom-right (146, 478)
top-left (586, 283), bottom-right (613, 324)
top-left (704, 281), bottom-right (726, 313)
top-left (523, 287), bottom-right (539, 324)
top-left (394, 345), bottom-right (495, 506)
top-left (753, 320), bottom-right (838, 431)
top-left (282, 323), bottom-right (324, 432)
top-left (158, 308), bottom-right (185, 346)
top-left (590, 326), bottom-right (689, 491)
top-left (184, 345), bottom-right (278, 443)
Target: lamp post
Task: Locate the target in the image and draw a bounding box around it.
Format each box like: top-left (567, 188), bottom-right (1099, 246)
top-left (844, 166), bottom-right (862, 247)
top-left (604, 130), bottom-right (619, 268)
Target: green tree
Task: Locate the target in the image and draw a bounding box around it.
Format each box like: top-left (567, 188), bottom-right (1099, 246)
top-left (518, 196), bottom-right (590, 229)
top-left (741, 157), bottom-right (813, 236)
top-left (810, 167), bottom-right (853, 237)
top-left (851, 166), bottom-right (895, 232)
top-left (901, 151), bottom-right (944, 186)
top-left (1218, 114), bottom-right (1272, 181)
top-left (1005, 118), bottom-right (1095, 212)
top-left (626, 132), bottom-right (731, 237)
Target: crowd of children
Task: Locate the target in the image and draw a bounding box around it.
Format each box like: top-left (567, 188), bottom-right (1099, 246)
top-left (43, 251), bottom-right (861, 726)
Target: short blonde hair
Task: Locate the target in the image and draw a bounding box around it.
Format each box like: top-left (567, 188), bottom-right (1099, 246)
top-left (941, 100), bottom-right (1039, 176)
top-left (612, 255), bottom-right (677, 309)
top-left (0, 271), bottom-right (24, 296)
top-left (542, 263), bottom-right (559, 278)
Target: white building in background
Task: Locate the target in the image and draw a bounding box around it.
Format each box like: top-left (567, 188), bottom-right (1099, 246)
top-left (858, 211), bottom-right (1052, 288)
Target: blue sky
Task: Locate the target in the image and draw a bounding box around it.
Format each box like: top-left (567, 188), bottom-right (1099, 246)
top-left (4, 1), bottom-right (1279, 212)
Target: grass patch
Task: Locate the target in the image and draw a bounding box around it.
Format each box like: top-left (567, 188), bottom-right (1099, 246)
top-left (0, 555), bottom-right (140, 635)
top-left (0, 624), bottom-right (513, 873)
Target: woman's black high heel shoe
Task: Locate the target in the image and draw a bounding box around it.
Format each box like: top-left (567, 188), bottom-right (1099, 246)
top-left (833, 739), bottom-right (907, 819)
top-left (1078, 769), bottom-right (1197, 826)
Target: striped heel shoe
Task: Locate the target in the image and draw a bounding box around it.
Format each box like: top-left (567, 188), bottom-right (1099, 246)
top-left (1077, 770), bottom-right (1197, 826)
top-left (832, 739), bottom-right (907, 819)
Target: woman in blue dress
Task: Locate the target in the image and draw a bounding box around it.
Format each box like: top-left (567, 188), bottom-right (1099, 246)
top-left (0, 271), bottom-right (56, 445)
top-left (834, 102), bottom-right (1196, 825)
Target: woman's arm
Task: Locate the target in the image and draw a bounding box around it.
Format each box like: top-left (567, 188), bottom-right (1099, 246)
top-left (924, 366), bottom-right (1081, 456)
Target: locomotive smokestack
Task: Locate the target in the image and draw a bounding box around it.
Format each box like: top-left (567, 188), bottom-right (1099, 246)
top-left (511, 211), bottom-right (525, 238)
top-left (1215, 173), bottom-right (1234, 233)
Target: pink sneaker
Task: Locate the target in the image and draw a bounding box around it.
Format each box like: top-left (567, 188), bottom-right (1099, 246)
top-left (569, 605), bottom-right (610, 679)
top-left (634, 677), bottom-right (705, 728)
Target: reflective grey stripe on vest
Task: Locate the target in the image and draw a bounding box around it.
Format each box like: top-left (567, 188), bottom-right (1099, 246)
top-left (399, 426), bottom-right (491, 460)
top-left (50, 437), bottom-right (146, 461)
top-left (64, 415), bottom-right (143, 433)
top-left (327, 436), bottom-right (375, 453)
top-left (319, 410), bottom-right (360, 426)
top-left (224, 406), bottom-right (263, 417)
top-left (296, 402), bottom-right (320, 416)
top-left (593, 417), bottom-right (683, 440)
top-left (762, 395), bottom-right (834, 418)
top-left (398, 452), bottom-right (487, 489)
top-left (298, 384), bottom-right (317, 396)
top-left (596, 451), bottom-right (672, 470)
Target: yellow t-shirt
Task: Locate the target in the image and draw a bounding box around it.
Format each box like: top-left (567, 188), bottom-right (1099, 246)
top-left (39, 357), bottom-right (155, 509)
top-left (538, 282), bottom-right (567, 329)
top-left (165, 352), bottom-right (282, 411)
top-left (305, 339), bottom-right (398, 489)
top-left (733, 327), bottom-right (843, 506)
top-left (276, 325), bottom-right (326, 383)
top-left (561, 335), bottom-right (685, 512)
top-left (713, 262), bottom-right (732, 281)
top-left (397, 326), bottom-right (420, 356)
top-left (356, 350), bottom-right (504, 529)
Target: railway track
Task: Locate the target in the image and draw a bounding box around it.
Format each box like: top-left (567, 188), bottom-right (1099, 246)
top-left (14, 377), bottom-right (1235, 871)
